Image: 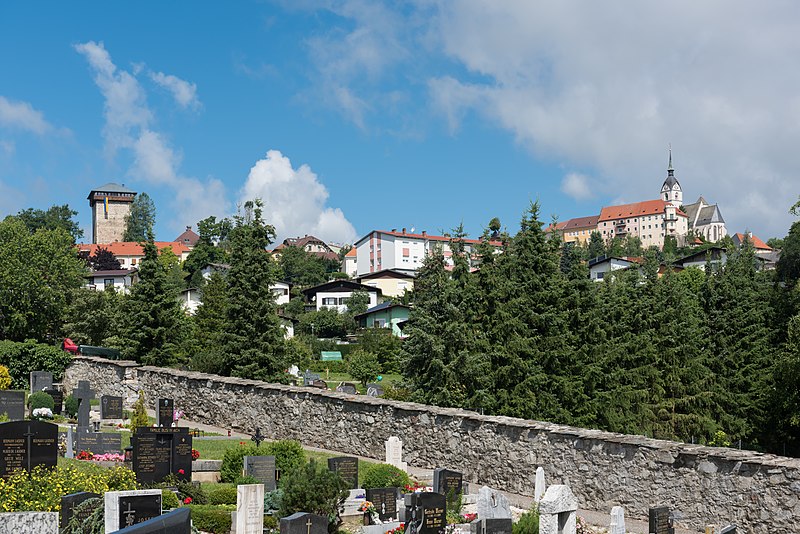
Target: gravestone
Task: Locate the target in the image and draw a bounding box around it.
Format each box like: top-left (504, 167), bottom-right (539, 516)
top-left (303, 371), bottom-right (321, 386)
top-left (610, 506), bottom-right (625, 534)
top-left (470, 518), bottom-right (513, 534)
top-left (113, 507), bottom-right (191, 533)
top-left (244, 455), bottom-right (277, 491)
top-left (336, 382), bottom-right (358, 395)
top-left (328, 456), bottom-right (359, 489)
top-left (534, 467), bottom-right (546, 503)
top-left (76, 431), bottom-right (122, 455)
top-left (366, 488), bottom-right (398, 521)
top-left (406, 492), bottom-right (446, 534)
top-left (476, 486), bottom-right (511, 519)
top-left (61, 491), bottom-right (100, 530)
top-left (157, 398), bottom-right (174, 427)
top-left (0, 511), bottom-right (59, 534)
top-left (539, 485), bottom-right (577, 534)
top-left (101, 395), bottom-right (124, 419)
top-left (649, 507), bottom-right (674, 534)
top-left (43, 388), bottom-right (63, 415)
top-left (235, 483), bottom-right (265, 534)
top-left (280, 512), bottom-right (327, 534)
top-left (72, 380), bottom-right (96, 429)
top-left (366, 383), bottom-right (384, 397)
top-left (433, 468), bottom-right (463, 496)
top-left (104, 489), bottom-right (162, 533)
top-left (720, 526), bottom-right (737, 534)
top-left (30, 371), bottom-right (53, 393)
top-left (65, 425), bottom-right (74, 459)
top-left (0, 390), bottom-right (25, 421)
top-left (385, 436), bottom-right (408, 471)
top-left (131, 427), bottom-right (192, 483)
top-left (310, 379), bottom-right (328, 389)
top-left (0, 420), bottom-right (58, 478)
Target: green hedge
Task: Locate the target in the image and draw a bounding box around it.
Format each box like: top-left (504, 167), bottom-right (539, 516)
top-left (189, 504), bottom-right (235, 534)
top-left (220, 440), bottom-right (306, 483)
top-left (361, 463), bottom-right (411, 489)
top-left (0, 340), bottom-right (72, 390)
top-left (207, 485), bottom-right (238, 505)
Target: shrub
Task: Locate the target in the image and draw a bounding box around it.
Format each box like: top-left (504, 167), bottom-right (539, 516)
top-left (0, 340), bottom-right (72, 389)
top-left (162, 489), bottom-right (181, 510)
top-left (189, 504), bottom-right (235, 534)
top-left (63, 497), bottom-right (103, 534)
top-left (220, 440), bottom-right (305, 483)
top-left (264, 488), bottom-right (283, 512)
top-left (279, 459), bottom-right (349, 533)
top-left (208, 485), bottom-right (238, 505)
top-left (64, 394), bottom-right (79, 418)
top-left (28, 391), bottom-right (54, 411)
top-left (233, 474), bottom-right (260, 486)
top-left (0, 463), bottom-right (136, 512)
top-left (512, 507), bottom-right (539, 534)
top-left (346, 349), bottom-right (380, 387)
top-left (361, 463), bottom-right (411, 489)
top-left (129, 390), bottom-right (149, 432)
top-left (0, 365), bottom-right (11, 390)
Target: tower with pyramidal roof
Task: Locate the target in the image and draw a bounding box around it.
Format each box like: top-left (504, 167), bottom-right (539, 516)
top-left (87, 183), bottom-right (137, 243)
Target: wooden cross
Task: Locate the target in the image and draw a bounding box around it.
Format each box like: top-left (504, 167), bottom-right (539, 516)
top-left (305, 517), bottom-right (313, 534)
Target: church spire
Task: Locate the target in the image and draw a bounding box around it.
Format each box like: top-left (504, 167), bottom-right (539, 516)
top-left (668, 143), bottom-right (674, 175)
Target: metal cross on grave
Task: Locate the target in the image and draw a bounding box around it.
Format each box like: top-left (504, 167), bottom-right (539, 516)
top-left (251, 427), bottom-right (265, 448)
top-left (72, 381), bottom-right (95, 428)
top-left (23, 424), bottom-right (34, 472)
top-left (123, 501), bottom-right (136, 527)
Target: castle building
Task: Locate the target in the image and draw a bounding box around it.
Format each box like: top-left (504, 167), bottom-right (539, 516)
top-left (87, 183), bottom-right (137, 244)
top-left (660, 149), bottom-right (683, 207)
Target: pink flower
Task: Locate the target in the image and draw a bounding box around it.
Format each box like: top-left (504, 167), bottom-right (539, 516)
top-left (178, 469), bottom-right (185, 475)
top-left (183, 497), bottom-right (192, 504)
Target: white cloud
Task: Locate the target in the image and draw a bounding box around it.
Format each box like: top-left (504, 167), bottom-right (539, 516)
top-left (241, 150), bottom-right (357, 244)
top-left (75, 41), bottom-right (228, 232)
top-left (0, 96), bottom-right (53, 134)
top-left (561, 173), bottom-right (593, 201)
top-left (149, 71), bottom-right (201, 110)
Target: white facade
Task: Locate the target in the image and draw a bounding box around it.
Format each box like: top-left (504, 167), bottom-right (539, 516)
top-left (316, 289), bottom-right (379, 312)
top-left (271, 281), bottom-right (291, 305)
top-left (84, 270), bottom-right (136, 293)
top-left (181, 288), bottom-right (202, 315)
top-left (588, 257), bottom-right (638, 282)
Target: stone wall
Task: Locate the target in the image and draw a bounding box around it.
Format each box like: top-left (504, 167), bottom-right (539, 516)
top-left (64, 356), bottom-right (800, 533)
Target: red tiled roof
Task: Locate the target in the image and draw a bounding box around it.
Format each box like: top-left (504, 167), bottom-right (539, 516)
top-left (598, 200), bottom-right (687, 222)
top-left (174, 227), bottom-right (200, 247)
top-left (733, 233), bottom-right (772, 250)
top-left (377, 230), bottom-right (502, 246)
top-left (345, 247), bottom-right (357, 258)
top-left (562, 215), bottom-right (599, 230)
top-left (78, 241), bottom-right (191, 257)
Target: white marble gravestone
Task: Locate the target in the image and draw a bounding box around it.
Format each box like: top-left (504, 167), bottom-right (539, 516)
top-left (385, 436), bottom-right (407, 471)
top-left (103, 489), bottom-right (162, 534)
top-left (610, 506), bottom-right (625, 534)
top-left (236, 483), bottom-right (265, 534)
top-left (0, 511), bottom-right (58, 534)
top-left (476, 486), bottom-right (511, 520)
top-left (538, 485), bottom-right (578, 534)
top-left (534, 467), bottom-right (546, 503)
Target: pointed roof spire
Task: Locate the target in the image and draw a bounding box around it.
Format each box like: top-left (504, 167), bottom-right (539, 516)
top-left (667, 143), bottom-right (674, 174)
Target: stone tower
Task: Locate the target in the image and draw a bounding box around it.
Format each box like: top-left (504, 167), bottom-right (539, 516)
top-left (87, 183), bottom-right (137, 244)
top-left (660, 148), bottom-right (682, 207)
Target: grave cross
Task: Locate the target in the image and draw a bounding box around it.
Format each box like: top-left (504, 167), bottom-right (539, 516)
top-left (73, 381), bottom-right (95, 428)
top-left (251, 427), bottom-right (265, 448)
top-left (123, 501), bottom-right (136, 527)
top-left (306, 517), bottom-right (313, 534)
top-left (23, 424), bottom-right (35, 471)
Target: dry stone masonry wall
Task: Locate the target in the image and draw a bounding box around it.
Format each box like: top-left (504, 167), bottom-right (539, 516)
top-left (63, 356), bottom-right (800, 533)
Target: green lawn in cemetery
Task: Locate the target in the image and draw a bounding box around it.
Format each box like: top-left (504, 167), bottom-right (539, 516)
top-left (319, 372), bottom-right (403, 393)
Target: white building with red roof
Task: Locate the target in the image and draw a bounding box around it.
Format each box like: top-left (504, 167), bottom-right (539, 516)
top-left (78, 241), bottom-right (192, 270)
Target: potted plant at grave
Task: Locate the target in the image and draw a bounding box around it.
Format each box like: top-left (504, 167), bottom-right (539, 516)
top-left (359, 500), bottom-right (377, 525)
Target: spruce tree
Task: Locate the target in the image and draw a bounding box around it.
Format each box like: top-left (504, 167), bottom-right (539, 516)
top-left (122, 192), bottom-right (156, 242)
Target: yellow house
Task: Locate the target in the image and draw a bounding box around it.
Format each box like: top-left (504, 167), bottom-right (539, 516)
top-left (356, 269), bottom-right (415, 298)
top-left (561, 215), bottom-right (599, 244)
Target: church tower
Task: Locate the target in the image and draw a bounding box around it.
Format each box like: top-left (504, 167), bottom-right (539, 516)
top-left (87, 183), bottom-right (137, 243)
top-left (660, 148), bottom-right (683, 207)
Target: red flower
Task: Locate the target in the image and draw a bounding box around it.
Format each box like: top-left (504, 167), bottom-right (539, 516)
top-left (183, 497), bottom-right (192, 504)
top-left (191, 449), bottom-right (200, 460)
top-left (178, 469), bottom-right (185, 475)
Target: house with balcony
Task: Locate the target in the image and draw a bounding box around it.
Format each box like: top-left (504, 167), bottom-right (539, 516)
top-left (357, 269), bottom-right (415, 298)
top-left (302, 280), bottom-right (381, 313)
top-left (84, 269), bottom-right (137, 293)
top-left (354, 302), bottom-right (410, 337)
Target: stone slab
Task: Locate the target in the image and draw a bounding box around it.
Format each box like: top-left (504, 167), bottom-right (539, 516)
top-left (236, 483), bottom-right (265, 534)
top-left (0, 511), bottom-right (58, 534)
top-left (104, 489), bottom-right (162, 533)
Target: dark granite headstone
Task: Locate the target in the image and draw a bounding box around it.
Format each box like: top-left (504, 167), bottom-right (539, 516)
top-left (43, 388), bottom-right (63, 415)
top-left (720, 526), bottom-right (737, 534)
top-left (0, 420), bottom-right (58, 478)
top-left (433, 468), bottom-right (463, 496)
top-left (115, 507), bottom-right (190, 534)
top-left (303, 371), bottom-right (321, 386)
top-left (76, 432), bottom-right (122, 455)
top-left (29, 371), bottom-right (53, 393)
top-left (366, 384), bottom-right (384, 397)
top-left (157, 398), bottom-right (174, 427)
top-left (366, 488), bottom-right (398, 521)
top-left (310, 379), bottom-right (328, 389)
top-left (328, 456), bottom-right (359, 489)
top-left (72, 380), bottom-right (95, 429)
top-left (336, 382), bottom-right (358, 395)
top-left (0, 390), bottom-right (25, 420)
top-left (244, 455), bottom-right (277, 491)
top-left (131, 427), bottom-right (192, 483)
top-left (280, 512), bottom-right (328, 534)
top-left (118, 493), bottom-right (163, 529)
top-left (470, 518), bottom-right (513, 534)
top-left (101, 395), bottom-right (124, 419)
top-left (411, 492), bottom-right (446, 534)
top-left (648, 507), bottom-right (674, 534)
top-left (60, 491), bottom-right (99, 529)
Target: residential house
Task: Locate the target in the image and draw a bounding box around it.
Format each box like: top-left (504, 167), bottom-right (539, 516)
top-left (181, 287), bottom-right (202, 314)
top-left (354, 302), bottom-right (410, 338)
top-left (354, 228), bottom-right (499, 276)
top-left (357, 269), bottom-right (415, 298)
top-left (302, 280), bottom-right (381, 312)
top-left (342, 247), bottom-right (357, 278)
top-left (84, 269), bottom-right (137, 293)
top-left (78, 241), bottom-right (192, 270)
top-left (561, 215), bottom-right (599, 244)
top-left (272, 280), bottom-right (291, 306)
top-left (732, 232), bottom-right (779, 269)
top-left (587, 256), bottom-right (642, 282)
top-left (174, 226), bottom-right (200, 249)
top-left (682, 197), bottom-right (727, 243)
top-left (279, 314), bottom-right (298, 339)
top-left (275, 235), bottom-right (339, 262)
top-left (675, 247), bottom-right (728, 271)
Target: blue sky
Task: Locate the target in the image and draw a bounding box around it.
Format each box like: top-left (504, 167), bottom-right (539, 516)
top-left (2, 1), bottom-right (799, 245)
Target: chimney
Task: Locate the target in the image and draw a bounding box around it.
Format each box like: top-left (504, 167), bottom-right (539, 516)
top-left (391, 228), bottom-right (396, 232)
top-left (422, 230), bottom-right (427, 236)
top-left (402, 228), bottom-right (406, 234)
top-left (186, 225), bottom-right (191, 231)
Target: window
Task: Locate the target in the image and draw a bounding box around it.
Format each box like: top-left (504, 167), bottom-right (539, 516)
top-left (374, 319), bottom-right (387, 328)
top-left (596, 272), bottom-right (605, 279)
top-left (322, 297), bottom-right (338, 306)
top-left (104, 279), bottom-right (114, 289)
top-left (398, 281), bottom-right (407, 289)
top-left (402, 248), bottom-right (410, 257)
top-left (131, 259), bottom-right (137, 265)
